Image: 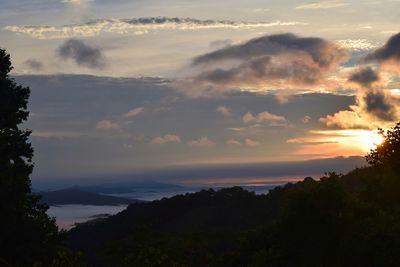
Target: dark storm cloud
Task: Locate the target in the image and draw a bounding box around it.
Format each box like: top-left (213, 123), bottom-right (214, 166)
top-left (366, 32), bottom-right (400, 71)
top-left (57, 39), bottom-right (105, 69)
top-left (25, 59), bottom-right (44, 71)
top-left (363, 90), bottom-right (397, 121)
top-left (193, 33), bottom-right (343, 67)
top-left (348, 66), bottom-right (380, 88)
top-left (188, 33), bottom-right (347, 90)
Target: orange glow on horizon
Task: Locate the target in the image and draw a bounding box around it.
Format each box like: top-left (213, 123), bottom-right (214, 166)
top-left (291, 129), bottom-right (386, 158)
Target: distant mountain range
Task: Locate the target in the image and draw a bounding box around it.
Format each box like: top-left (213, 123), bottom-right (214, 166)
top-left (71, 181), bottom-right (185, 194)
top-left (39, 189), bottom-right (142, 206)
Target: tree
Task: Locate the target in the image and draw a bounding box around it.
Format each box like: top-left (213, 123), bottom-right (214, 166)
top-left (366, 123), bottom-right (400, 168)
top-left (0, 48), bottom-right (72, 266)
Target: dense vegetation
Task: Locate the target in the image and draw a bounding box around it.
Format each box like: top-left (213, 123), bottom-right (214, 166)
top-left (0, 49), bottom-right (83, 267)
top-left (69, 124), bottom-right (400, 267)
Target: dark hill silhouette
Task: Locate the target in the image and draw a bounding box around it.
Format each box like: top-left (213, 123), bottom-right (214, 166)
top-left (68, 163), bottom-right (400, 267)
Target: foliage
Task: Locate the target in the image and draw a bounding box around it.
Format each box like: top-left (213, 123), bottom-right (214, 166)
top-left (366, 123), bottom-right (400, 167)
top-left (0, 48), bottom-right (84, 266)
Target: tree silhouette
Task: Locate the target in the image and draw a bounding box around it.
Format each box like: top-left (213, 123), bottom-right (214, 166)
top-left (0, 48), bottom-right (76, 266)
top-left (366, 123), bottom-right (400, 168)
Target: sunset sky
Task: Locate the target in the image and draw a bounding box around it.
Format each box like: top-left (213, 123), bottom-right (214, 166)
top-left (1, 0), bottom-right (399, 187)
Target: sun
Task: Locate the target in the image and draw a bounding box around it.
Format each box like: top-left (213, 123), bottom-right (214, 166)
top-left (359, 130), bottom-right (385, 151)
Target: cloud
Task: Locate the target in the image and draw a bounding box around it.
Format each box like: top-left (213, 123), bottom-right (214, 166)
top-left (243, 111), bottom-right (286, 124)
top-left (362, 90), bottom-right (398, 121)
top-left (228, 124), bottom-right (263, 134)
top-left (216, 105), bottom-right (231, 116)
top-left (289, 130), bottom-right (379, 157)
top-left (62, 0), bottom-right (93, 4)
top-left (296, 0), bottom-right (350, 9)
top-left (320, 49), bottom-right (400, 130)
top-left (366, 32), bottom-right (400, 72)
top-left (57, 39), bottom-right (105, 69)
top-left (123, 107), bottom-right (144, 118)
top-left (348, 66), bottom-right (381, 88)
top-left (302, 115), bottom-right (311, 123)
top-left (4, 17), bottom-right (307, 40)
top-left (320, 66), bottom-right (400, 129)
top-left (209, 39), bottom-right (234, 49)
top-left (320, 89), bottom-right (400, 129)
top-left (226, 139), bottom-right (242, 146)
top-left (275, 93), bottom-right (291, 104)
top-left (188, 137), bottom-right (215, 147)
top-left (320, 107), bottom-right (372, 129)
top-left (336, 39), bottom-right (378, 52)
top-left (226, 138), bottom-right (260, 147)
top-left (151, 134), bottom-right (181, 144)
top-left (244, 138), bottom-right (260, 147)
top-left (184, 33), bottom-right (347, 93)
top-left (25, 59), bottom-right (44, 71)
top-left (96, 120), bottom-right (120, 130)
top-left (62, 0), bottom-right (82, 4)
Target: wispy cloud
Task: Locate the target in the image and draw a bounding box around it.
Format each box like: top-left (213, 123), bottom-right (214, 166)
top-left (4, 17), bottom-right (307, 40)
top-left (216, 105), bottom-right (232, 117)
top-left (302, 115), bottom-right (311, 123)
top-left (25, 59), bottom-right (44, 71)
top-left (242, 111), bottom-right (287, 124)
top-left (123, 107), bottom-right (144, 118)
top-left (244, 138), bottom-right (261, 147)
top-left (296, 0), bottom-right (350, 9)
top-left (188, 137), bottom-right (215, 147)
top-left (336, 39), bottom-right (378, 51)
top-left (226, 138), bottom-right (260, 147)
top-left (96, 120), bottom-right (120, 130)
top-left (151, 134), bottom-right (181, 144)
top-left (226, 139), bottom-right (242, 146)
top-left (289, 129), bottom-right (383, 158)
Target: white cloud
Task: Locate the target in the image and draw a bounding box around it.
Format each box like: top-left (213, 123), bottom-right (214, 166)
top-left (4, 17), bottom-right (307, 40)
top-left (188, 137), bottom-right (215, 147)
top-left (242, 111), bottom-right (287, 124)
top-left (216, 105), bottom-right (231, 116)
top-left (336, 39), bottom-right (378, 51)
top-left (151, 134), bottom-right (181, 144)
top-left (226, 139), bottom-right (242, 146)
top-left (296, 0), bottom-right (350, 9)
top-left (62, 0), bottom-right (82, 4)
top-left (96, 120), bottom-right (120, 130)
top-left (123, 107), bottom-right (144, 118)
top-left (302, 115), bottom-right (311, 123)
top-left (244, 138), bottom-right (261, 147)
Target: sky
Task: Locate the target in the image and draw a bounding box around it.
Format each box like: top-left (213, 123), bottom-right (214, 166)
top-left (1, 0), bottom-right (400, 187)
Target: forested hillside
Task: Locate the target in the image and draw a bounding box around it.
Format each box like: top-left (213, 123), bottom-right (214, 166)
top-left (68, 149), bottom-right (400, 266)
